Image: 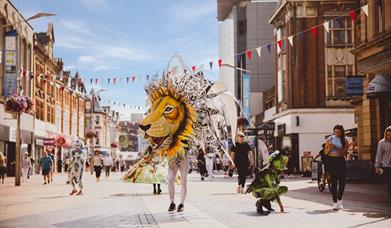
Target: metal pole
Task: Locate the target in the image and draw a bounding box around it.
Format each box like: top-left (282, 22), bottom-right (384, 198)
top-left (15, 113), bottom-right (21, 186)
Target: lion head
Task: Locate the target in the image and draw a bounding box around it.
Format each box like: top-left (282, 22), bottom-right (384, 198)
top-left (139, 81), bottom-right (195, 159)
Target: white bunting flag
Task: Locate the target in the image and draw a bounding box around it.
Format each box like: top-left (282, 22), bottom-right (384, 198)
top-left (288, 36), bottom-right (294, 47)
top-left (323, 21), bottom-right (330, 33)
top-left (362, 4), bottom-right (368, 16)
top-left (256, 47), bottom-right (261, 57)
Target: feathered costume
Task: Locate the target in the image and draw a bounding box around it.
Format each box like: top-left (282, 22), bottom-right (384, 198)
top-left (68, 138), bottom-right (87, 195)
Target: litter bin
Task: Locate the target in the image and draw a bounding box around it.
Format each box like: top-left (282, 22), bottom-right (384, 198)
top-left (301, 156), bottom-right (313, 177)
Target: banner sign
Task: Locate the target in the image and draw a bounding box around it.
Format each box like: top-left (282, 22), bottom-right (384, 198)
top-left (4, 31), bottom-right (18, 97)
top-left (43, 138), bottom-right (55, 146)
top-left (242, 73), bottom-right (251, 121)
top-left (346, 75), bottom-right (364, 96)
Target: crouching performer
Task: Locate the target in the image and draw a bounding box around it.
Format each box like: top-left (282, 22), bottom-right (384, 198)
top-left (246, 151), bottom-right (288, 215)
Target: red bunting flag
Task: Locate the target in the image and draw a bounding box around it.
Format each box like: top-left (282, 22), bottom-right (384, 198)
top-left (95, 78), bottom-right (99, 84)
top-left (60, 86), bottom-right (65, 91)
top-left (246, 50), bottom-right (252, 60)
top-left (22, 69), bottom-right (26, 77)
top-left (277, 40), bottom-right (282, 49)
top-left (311, 26), bottom-right (317, 38)
top-left (218, 59), bottom-right (222, 67)
top-left (113, 78), bottom-right (116, 84)
top-left (132, 76), bottom-right (136, 82)
top-left (349, 10), bottom-right (357, 21)
top-left (192, 66), bottom-right (196, 72)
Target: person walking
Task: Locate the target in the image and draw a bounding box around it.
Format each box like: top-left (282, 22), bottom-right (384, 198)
top-left (93, 151), bottom-right (103, 182)
top-left (40, 151), bottom-right (53, 185)
top-left (0, 152), bottom-right (7, 184)
top-left (205, 148), bottom-right (214, 181)
top-left (119, 157), bottom-right (126, 172)
top-left (223, 154), bottom-right (230, 178)
top-left (197, 149), bottom-right (207, 181)
top-left (21, 152), bottom-right (31, 183)
top-left (325, 124), bottom-right (349, 210)
top-left (375, 126), bottom-right (391, 201)
top-left (28, 155), bottom-right (34, 179)
top-left (103, 154), bottom-right (113, 179)
top-left (230, 131), bottom-right (254, 194)
top-left (48, 151), bottom-right (55, 182)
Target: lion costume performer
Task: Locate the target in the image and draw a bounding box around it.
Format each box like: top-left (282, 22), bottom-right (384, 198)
top-left (125, 55), bottom-right (239, 212)
top-left (246, 151), bottom-right (288, 215)
top-left (68, 138), bottom-right (87, 195)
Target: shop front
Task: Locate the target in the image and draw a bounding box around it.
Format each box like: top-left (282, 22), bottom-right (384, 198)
top-left (275, 124), bottom-right (300, 174)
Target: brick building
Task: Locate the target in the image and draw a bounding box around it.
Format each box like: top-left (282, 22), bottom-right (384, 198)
top-left (267, 0), bottom-right (357, 171)
top-left (351, 0), bottom-right (391, 161)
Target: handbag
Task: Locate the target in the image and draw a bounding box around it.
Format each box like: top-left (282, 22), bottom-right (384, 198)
top-left (228, 168), bottom-right (234, 177)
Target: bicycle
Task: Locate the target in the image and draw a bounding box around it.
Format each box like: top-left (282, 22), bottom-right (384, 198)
top-left (316, 160), bottom-right (331, 192)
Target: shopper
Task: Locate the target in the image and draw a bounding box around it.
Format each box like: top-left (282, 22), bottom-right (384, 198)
top-left (93, 151), bottom-right (103, 182)
top-left (40, 151), bottom-right (53, 185)
top-left (223, 154), bottom-right (230, 178)
top-left (103, 154), bottom-right (113, 179)
top-left (0, 152), bottom-right (7, 184)
top-left (375, 126), bottom-right (391, 201)
top-left (197, 149), bottom-right (207, 181)
top-left (119, 157), bottom-right (126, 172)
top-left (230, 131), bottom-right (254, 194)
top-left (325, 124), bottom-right (349, 210)
top-left (49, 151), bottom-right (55, 182)
top-left (205, 148), bottom-right (214, 181)
top-left (21, 152), bottom-right (31, 183)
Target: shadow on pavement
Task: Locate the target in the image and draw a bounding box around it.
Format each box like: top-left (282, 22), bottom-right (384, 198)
top-left (237, 211), bottom-right (261, 217)
top-left (37, 195), bottom-right (68, 200)
top-left (345, 217), bottom-right (391, 228)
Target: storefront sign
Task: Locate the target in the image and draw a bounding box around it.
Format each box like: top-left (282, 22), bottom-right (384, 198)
top-left (4, 31), bottom-right (18, 97)
top-left (56, 136), bottom-right (66, 146)
top-left (242, 73), bottom-right (251, 120)
top-left (43, 138), bottom-right (55, 146)
top-left (346, 76), bottom-right (364, 96)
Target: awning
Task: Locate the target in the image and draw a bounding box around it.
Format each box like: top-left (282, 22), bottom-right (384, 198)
top-left (367, 75), bottom-right (391, 94)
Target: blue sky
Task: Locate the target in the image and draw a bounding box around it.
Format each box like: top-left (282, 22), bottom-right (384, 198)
top-left (15, 0), bottom-right (219, 115)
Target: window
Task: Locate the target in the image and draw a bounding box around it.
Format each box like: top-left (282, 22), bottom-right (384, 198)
top-left (35, 99), bottom-right (45, 121)
top-left (47, 105), bottom-right (55, 123)
top-left (95, 116), bottom-right (100, 125)
top-left (326, 17), bottom-right (353, 45)
top-left (375, 0), bottom-right (384, 35)
top-left (326, 64), bottom-right (353, 97)
top-left (238, 20), bottom-right (246, 35)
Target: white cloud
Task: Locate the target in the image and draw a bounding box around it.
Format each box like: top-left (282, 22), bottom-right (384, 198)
top-left (63, 65), bottom-right (76, 70)
top-left (59, 19), bottom-right (91, 35)
top-left (80, 0), bottom-right (108, 11)
top-left (93, 65), bottom-right (113, 71)
top-left (78, 55), bottom-right (98, 64)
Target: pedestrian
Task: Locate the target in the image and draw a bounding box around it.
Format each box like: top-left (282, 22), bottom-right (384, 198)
top-left (205, 148), bottom-right (214, 181)
top-left (375, 126), bottom-right (391, 201)
top-left (103, 154), bottom-right (113, 179)
top-left (230, 131), bottom-right (254, 194)
top-left (64, 157), bottom-right (70, 173)
top-left (197, 149), bottom-right (207, 181)
top-left (352, 147), bottom-right (359, 160)
top-left (48, 151), bottom-right (55, 182)
top-left (93, 151), bottom-right (103, 182)
top-left (28, 155), bottom-right (34, 179)
top-left (216, 155), bottom-right (222, 173)
top-left (223, 154), bottom-right (230, 178)
top-left (40, 151), bottom-right (53, 185)
top-left (21, 152), bottom-right (31, 183)
top-left (324, 124), bottom-right (349, 210)
top-left (119, 157), bottom-right (126, 172)
top-left (68, 139), bottom-right (87, 195)
top-left (0, 152), bottom-right (7, 184)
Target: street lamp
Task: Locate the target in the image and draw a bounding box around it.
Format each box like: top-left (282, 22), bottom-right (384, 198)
top-left (3, 11), bottom-right (56, 186)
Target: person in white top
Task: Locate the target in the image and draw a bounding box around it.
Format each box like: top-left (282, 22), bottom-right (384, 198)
top-left (21, 152), bottom-right (31, 183)
top-left (103, 154), bottom-right (113, 178)
top-left (205, 147), bottom-right (214, 181)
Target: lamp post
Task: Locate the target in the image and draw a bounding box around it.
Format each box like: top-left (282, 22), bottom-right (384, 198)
top-left (3, 12), bottom-right (56, 186)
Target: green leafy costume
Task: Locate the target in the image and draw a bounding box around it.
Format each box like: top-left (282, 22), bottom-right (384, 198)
top-left (246, 151), bottom-right (288, 215)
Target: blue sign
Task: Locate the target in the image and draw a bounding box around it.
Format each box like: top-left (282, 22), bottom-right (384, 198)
top-left (4, 30), bottom-right (18, 97)
top-left (242, 73), bottom-right (251, 121)
top-left (346, 76), bottom-right (364, 96)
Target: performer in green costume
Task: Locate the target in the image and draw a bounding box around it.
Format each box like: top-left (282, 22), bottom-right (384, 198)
top-left (246, 150), bottom-right (288, 215)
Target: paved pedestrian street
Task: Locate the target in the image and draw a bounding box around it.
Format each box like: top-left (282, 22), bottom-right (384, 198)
top-left (0, 172), bottom-right (390, 228)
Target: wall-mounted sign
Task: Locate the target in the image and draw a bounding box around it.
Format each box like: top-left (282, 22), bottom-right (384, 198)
top-left (4, 31), bottom-right (18, 97)
top-left (346, 75), bottom-right (364, 96)
top-left (242, 73), bottom-right (251, 121)
top-left (43, 138), bottom-right (55, 146)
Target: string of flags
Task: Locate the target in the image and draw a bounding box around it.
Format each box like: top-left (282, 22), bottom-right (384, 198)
top-left (14, 4), bottom-right (370, 88)
top-left (99, 98), bottom-right (147, 111)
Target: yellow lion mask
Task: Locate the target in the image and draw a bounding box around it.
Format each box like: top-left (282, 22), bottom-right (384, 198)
top-left (139, 81), bottom-right (195, 160)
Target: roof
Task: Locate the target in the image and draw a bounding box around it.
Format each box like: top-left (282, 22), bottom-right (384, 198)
top-left (217, 0), bottom-right (248, 21)
top-left (90, 88), bottom-right (105, 114)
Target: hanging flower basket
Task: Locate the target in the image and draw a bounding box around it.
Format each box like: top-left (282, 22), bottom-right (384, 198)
top-left (86, 129), bottom-right (98, 138)
top-left (110, 142), bottom-right (118, 148)
top-left (4, 94), bottom-right (34, 115)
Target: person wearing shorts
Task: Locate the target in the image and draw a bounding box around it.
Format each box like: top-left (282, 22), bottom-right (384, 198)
top-left (40, 151), bottom-right (53, 185)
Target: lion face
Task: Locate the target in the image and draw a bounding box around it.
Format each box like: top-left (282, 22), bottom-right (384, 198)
top-left (140, 96), bottom-right (185, 150)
